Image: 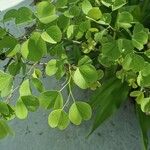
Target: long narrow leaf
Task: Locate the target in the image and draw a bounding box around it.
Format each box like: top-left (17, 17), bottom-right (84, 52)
top-left (89, 78), bottom-right (129, 135)
top-left (136, 104), bottom-right (150, 150)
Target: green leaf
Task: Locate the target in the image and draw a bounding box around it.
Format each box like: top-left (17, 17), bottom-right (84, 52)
top-left (89, 78), bottom-right (129, 134)
top-left (21, 32), bottom-right (47, 61)
top-left (3, 9), bottom-right (17, 22)
top-left (73, 64), bottom-right (98, 89)
top-left (101, 0), bottom-right (126, 11)
top-left (0, 36), bottom-right (17, 51)
top-left (21, 95), bottom-right (39, 112)
top-left (8, 61), bottom-right (21, 76)
top-left (78, 55), bottom-right (92, 66)
top-left (132, 23), bottom-right (148, 50)
top-left (56, 0), bottom-right (68, 8)
top-left (57, 15), bottom-right (70, 31)
top-left (79, 20), bottom-right (91, 33)
top-left (137, 73), bottom-right (150, 88)
top-left (0, 102), bottom-right (9, 115)
top-left (31, 78), bottom-right (45, 93)
top-left (15, 100), bottom-right (28, 119)
top-left (15, 7), bottom-right (34, 25)
top-left (81, 0), bottom-right (92, 14)
top-left (19, 79), bottom-right (31, 96)
top-left (32, 68), bottom-right (42, 78)
top-left (136, 105), bottom-right (150, 150)
top-left (88, 7), bottom-right (102, 20)
top-left (0, 120), bottom-right (11, 139)
top-left (46, 59), bottom-right (58, 76)
top-left (69, 101), bottom-right (92, 125)
top-left (39, 91), bottom-right (63, 109)
top-left (0, 71), bottom-right (13, 97)
top-left (36, 1), bottom-right (58, 24)
top-left (141, 98), bottom-right (150, 113)
top-left (69, 6), bottom-right (81, 17)
top-left (117, 11), bottom-right (133, 29)
top-left (48, 109), bottom-right (70, 130)
top-left (112, 0), bottom-right (126, 11)
top-left (41, 26), bottom-right (62, 44)
top-left (122, 53), bottom-right (145, 72)
top-left (101, 40), bottom-right (121, 60)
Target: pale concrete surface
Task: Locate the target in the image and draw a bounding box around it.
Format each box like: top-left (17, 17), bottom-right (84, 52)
top-left (0, 1), bottom-right (143, 150)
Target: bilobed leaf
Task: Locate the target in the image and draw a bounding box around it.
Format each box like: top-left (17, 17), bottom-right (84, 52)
top-left (132, 23), bottom-right (148, 50)
top-left (73, 64), bottom-right (98, 89)
top-left (46, 59), bottom-right (58, 76)
top-left (15, 7), bottom-right (34, 24)
top-left (3, 9), bottom-right (17, 22)
top-left (21, 32), bottom-right (47, 61)
top-left (89, 78), bottom-right (129, 134)
top-left (15, 100), bottom-right (28, 119)
top-left (36, 1), bottom-right (58, 24)
top-left (19, 79), bottom-right (31, 96)
top-left (41, 26), bottom-right (62, 44)
top-left (39, 91), bottom-right (63, 109)
top-left (21, 95), bottom-right (39, 112)
top-left (69, 101), bottom-right (92, 125)
top-left (48, 109), bottom-right (70, 130)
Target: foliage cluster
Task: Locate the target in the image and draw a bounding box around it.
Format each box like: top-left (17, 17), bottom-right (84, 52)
top-left (0, 0), bottom-right (150, 149)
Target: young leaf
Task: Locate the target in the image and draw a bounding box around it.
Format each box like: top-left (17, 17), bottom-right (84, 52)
top-left (39, 91), bottom-right (63, 109)
top-left (48, 109), bottom-right (70, 130)
top-left (69, 101), bottom-right (92, 125)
